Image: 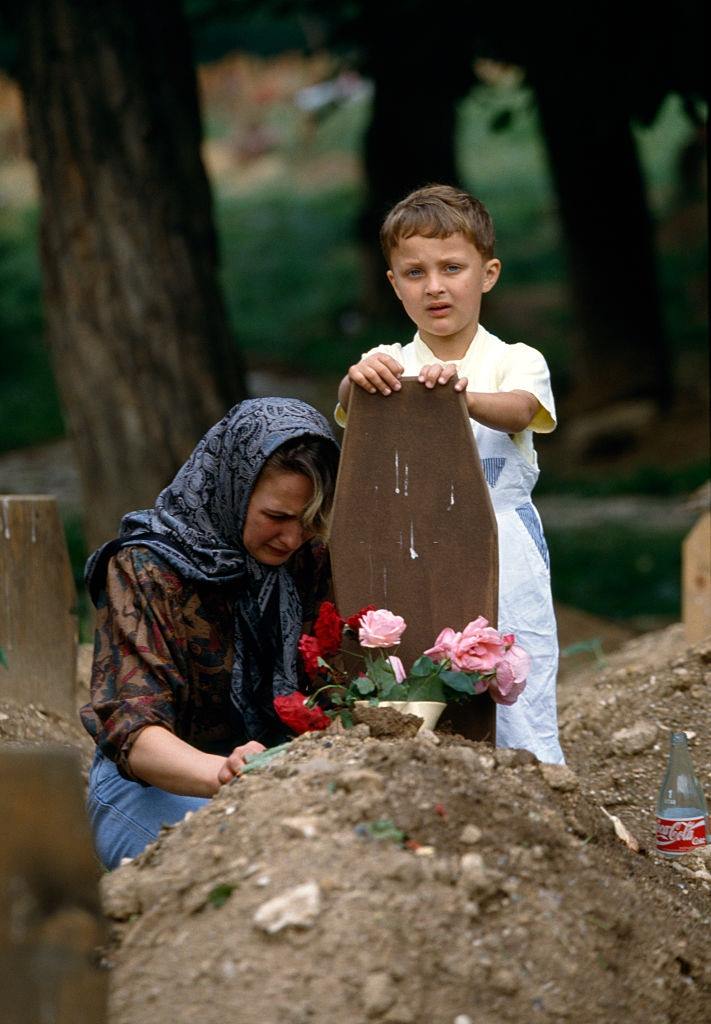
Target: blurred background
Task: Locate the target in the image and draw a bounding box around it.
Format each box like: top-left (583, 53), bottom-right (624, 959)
top-left (0, 1), bottom-right (707, 643)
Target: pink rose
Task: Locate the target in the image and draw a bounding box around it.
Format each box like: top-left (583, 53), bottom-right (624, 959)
top-left (359, 609), bottom-right (406, 648)
top-left (424, 626), bottom-right (460, 663)
top-left (450, 616), bottom-right (506, 673)
top-left (387, 655), bottom-right (407, 683)
top-left (489, 643), bottom-right (530, 706)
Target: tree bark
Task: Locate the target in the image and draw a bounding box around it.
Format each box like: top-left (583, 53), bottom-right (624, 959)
top-left (17, 0), bottom-right (247, 548)
top-left (358, 3), bottom-right (477, 313)
top-left (527, 50), bottom-right (671, 412)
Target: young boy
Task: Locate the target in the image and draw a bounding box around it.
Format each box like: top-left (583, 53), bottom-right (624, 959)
top-left (336, 183), bottom-right (563, 764)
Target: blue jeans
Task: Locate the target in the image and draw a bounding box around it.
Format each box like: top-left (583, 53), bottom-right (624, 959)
top-left (87, 749), bottom-right (209, 870)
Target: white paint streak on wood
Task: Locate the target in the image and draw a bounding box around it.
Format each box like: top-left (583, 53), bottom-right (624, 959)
top-left (409, 521), bottom-right (418, 560)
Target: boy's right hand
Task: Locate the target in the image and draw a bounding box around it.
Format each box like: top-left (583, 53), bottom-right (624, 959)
top-left (348, 353), bottom-right (404, 396)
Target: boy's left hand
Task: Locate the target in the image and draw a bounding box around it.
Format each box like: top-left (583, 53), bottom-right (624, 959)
top-left (418, 363), bottom-right (468, 392)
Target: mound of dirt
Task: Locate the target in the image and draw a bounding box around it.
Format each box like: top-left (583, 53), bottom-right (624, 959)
top-left (3, 624), bottom-right (710, 1023)
top-left (94, 626), bottom-right (710, 1024)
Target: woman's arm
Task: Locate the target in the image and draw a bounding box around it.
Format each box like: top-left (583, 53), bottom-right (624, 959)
top-left (128, 726), bottom-right (265, 797)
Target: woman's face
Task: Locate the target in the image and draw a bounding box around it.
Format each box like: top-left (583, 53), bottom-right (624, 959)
top-left (242, 469), bottom-right (315, 565)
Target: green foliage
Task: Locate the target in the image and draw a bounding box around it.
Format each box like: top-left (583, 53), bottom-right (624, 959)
top-left (536, 461), bottom-right (709, 498)
top-left (0, 210), bottom-right (65, 452)
top-left (409, 656), bottom-right (436, 677)
top-left (355, 819), bottom-right (407, 845)
top-left (439, 670), bottom-right (476, 694)
top-left (207, 883), bottom-right (235, 908)
top-left (548, 525), bottom-right (683, 621)
top-left (217, 186), bottom-right (370, 374)
top-left (341, 651), bottom-right (477, 706)
top-left (239, 741), bottom-right (292, 773)
top-left (0, 647), bottom-right (8, 669)
top-left (185, 2), bottom-right (310, 62)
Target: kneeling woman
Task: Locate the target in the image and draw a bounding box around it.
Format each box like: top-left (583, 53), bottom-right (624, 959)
top-left (81, 398), bottom-right (339, 869)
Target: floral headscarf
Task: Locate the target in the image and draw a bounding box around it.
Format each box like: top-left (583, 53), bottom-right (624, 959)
top-left (86, 398), bottom-right (339, 741)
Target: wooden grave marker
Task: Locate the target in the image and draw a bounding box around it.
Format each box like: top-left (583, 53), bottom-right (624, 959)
top-left (330, 380), bottom-right (498, 741)
top-left (0, 496), bottom-right (78, 717)
top-left (0, 748), bottom-right (107, 1024)
top-left (682, 510), bottom-right (711, 644)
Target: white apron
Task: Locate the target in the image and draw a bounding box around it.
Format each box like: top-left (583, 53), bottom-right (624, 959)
top-left (473, 417), bottom-right (563, 764)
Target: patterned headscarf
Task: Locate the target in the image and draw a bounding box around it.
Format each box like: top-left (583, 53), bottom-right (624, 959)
top-left (85, 398), bottom-right (339, 741)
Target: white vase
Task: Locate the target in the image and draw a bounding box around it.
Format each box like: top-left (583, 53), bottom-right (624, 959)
top-left (355, 700), bottom-right (446, 732)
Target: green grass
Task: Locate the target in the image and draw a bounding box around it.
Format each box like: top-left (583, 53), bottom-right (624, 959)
top-left (536, 460), bottom-right (709, 498)
top-left (548, 525), bottom-right (683, 621)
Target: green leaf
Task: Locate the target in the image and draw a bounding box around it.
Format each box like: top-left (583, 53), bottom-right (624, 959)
top-left (440, 671), bottom-right (476, 695)
top-left (0, 647), bottom-right (7, 669)
top-left (359, 819), bottom-right (407, 844)
top-left (368, 659), bottom-right (397, 687)
top-left (208, 883), bottom-right (235, 908)
top-left (354, 676), bottom-right (375, 695)
top-left (409, 656), bottom-right (437, 677)
top-left (406, 676), bottom-right (447, 702)
top-left (380, 681), bottom-right (408, 701)
top-left (240, 742), bottom-right (291, 774)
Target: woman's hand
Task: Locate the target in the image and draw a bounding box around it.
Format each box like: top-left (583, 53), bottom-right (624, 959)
top-left (418, 363), bottom-right (468, 391)
top-left (217, 740), bottom-right (267, 786)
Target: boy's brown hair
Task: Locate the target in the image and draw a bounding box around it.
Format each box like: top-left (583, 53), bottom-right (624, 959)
top-left (380, 183), bottom-right (496, 264)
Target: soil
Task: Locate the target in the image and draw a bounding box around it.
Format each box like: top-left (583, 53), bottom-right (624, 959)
top-left (3, 623), bottom-right (711, 1024)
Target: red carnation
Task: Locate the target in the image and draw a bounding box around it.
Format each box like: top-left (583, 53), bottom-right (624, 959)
top-left (274, 693), bottom-right (331, 734)
top-left (313, 601), bottom-right (344, 656)
top-left (298, 633), bottom-right (322, 679)
top-left (345, 604), bottom-right (376, 631)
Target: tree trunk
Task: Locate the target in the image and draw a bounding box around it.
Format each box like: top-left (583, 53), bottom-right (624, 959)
top-left (17, 0), bottom-right (247, 548)
top-left (358, 3), bottom-right (477, 313)
top-left (528, 55), bottom-right (671, 413)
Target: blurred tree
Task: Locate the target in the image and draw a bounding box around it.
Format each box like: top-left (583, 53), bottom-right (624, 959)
top-left (195, 3), bottom-right (704, 413)
top-left (15, 0), bottom-right (246, 548)
top-left (355, 2), bottom-right (477, 313)
top-left (480, 7), bottom-right (706, 413)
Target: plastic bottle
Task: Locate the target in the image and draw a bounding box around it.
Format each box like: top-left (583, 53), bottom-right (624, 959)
top-left (656, 731), bottom-right (709, 856)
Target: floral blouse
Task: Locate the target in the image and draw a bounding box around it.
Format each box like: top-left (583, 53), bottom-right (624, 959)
top-left (80, 543), bottom-right (330, 780)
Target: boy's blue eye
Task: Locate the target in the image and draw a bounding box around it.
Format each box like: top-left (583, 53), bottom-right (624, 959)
top-left (406, 268), bottom-right (423, 277)
top-left (446, 264), bottom-right (462, 272)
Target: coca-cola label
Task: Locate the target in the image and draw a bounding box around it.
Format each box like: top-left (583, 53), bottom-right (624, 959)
top-left (656, 815), bottom-right (707, 853)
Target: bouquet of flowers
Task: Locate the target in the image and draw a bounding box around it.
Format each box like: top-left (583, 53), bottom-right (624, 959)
top-left (273, 602), bottom-right (529, 735)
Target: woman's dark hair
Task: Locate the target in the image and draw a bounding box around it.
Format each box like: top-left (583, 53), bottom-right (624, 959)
top-left (261, 435), bottom-right (339, 539)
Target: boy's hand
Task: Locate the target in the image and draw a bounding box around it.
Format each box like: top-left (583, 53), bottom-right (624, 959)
top-left (348, 353), bottom-right (404, 396)
top-left (418, 363), bottom-right (468, 392)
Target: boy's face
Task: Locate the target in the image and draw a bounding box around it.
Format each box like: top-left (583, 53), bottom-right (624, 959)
top-left (386, 232), bottom-right (501, 359)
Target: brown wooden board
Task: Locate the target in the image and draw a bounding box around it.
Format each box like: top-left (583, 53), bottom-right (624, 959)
top-left (682, 511), bottom-right (711, 644)
top-left (0, 748), bottom-right (107, 1024)
top-left (0, 496), bottom-right (78, 717)
top-left (330, 380), bottom-right (498, 741)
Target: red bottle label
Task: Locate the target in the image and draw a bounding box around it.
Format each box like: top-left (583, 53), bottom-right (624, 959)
top-left (656, 815), bottom-right (707, 853)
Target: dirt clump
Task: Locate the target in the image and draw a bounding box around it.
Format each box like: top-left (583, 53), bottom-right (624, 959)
top-left (351, 702), bottom-right (424, 738)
